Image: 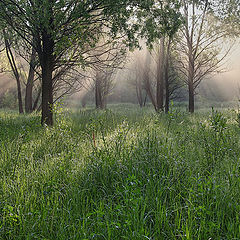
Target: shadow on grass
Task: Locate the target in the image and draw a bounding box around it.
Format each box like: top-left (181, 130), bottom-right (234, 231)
top-left (0, 111), bottom-right (42, 141)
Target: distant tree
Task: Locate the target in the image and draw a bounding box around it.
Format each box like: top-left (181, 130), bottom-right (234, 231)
top-left (129, 50), bottom-right (156, 109)
top-left (94, 71), bottom-right (112, 109)
top-left (131, 46), bottom-right (184, 111)
top-left (128, 53), bottom-right (148, 108)
top-left (141, 0), bottom-right (182, 112)
top-left (2, 30), bottom-right (41, 113)
top-left (174, 0), bottom-right (231, 113)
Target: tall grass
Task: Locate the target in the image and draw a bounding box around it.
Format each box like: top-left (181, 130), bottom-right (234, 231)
top-left (0, 106), bottom-right (239, 239)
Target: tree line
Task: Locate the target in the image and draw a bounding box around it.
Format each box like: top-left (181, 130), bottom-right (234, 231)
top-left (0, 0), bottom-right (238, 125)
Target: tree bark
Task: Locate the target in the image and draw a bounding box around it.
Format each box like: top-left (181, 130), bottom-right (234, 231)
top-left (40, 31), bottom-right (54, 125)
top-left (156, 37), bottom-right (165, 112)
top-left (188, 81), bottom-right (194, 113)
top-left (25, 47), bottom-right (37, 113)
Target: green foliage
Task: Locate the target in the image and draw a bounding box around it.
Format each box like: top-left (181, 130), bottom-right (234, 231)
top-left (0, 105), bottom-right (240, 239)
top-left (0, 0), bottom-right (182, 59)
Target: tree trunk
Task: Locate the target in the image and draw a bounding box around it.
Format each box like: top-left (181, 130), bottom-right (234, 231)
top-left (143, 93), bottom-right (147, 106)
top-left (16, 80), bottom-right (23, 114)
top-left (95, 73), bottom-right (106, 109)
top-left (156, 37), bottom-right (165, 112)
top-left (4, 33), bottom-right (24, 114)
top-left (188, 49), bottom-right (195, 113)
top-left (25, 47), bottom-right (37, 113)
top-left (165, 60), bottom-right (169, 113)
top-left (95, 75), bottom-right (100, 108)
top-left (40, 31), bottom-right (54, 126)
top-left (41, 59), bottom-right (54, 125)
top-left (165, 40), bottom-right (171, 113)
top-left (188, 82), bottom-right (194, 113)
top-left (95, 74), bottom-right (102, 109)
top-left (32, 87), bottom-right (41, 111)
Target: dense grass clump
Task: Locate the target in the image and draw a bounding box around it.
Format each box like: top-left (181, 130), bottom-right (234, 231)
top-left (0, 106), bottom-right (240, 239)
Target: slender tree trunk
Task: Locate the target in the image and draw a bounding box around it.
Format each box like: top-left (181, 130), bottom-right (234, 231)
top-left (32, 87), bottom-right (41, 111)
top-left (188, 50), bottom-right (195, 113)
top-left (143, 93), bottom-right (147, 106)
top-left (165, 40), bottom-right (171, 113)
top-left (188, 81), bottom-right (194, 113)
top-left (165, 59), bottom-right (169, 113)
top-left (4, 33), bottom-right (24, 114)
top-left (95, 74), bottom-right (102, 109)
top-left (16, 79), bottom-right (23, 114)
top-left (95, 73), bottom-right (106, 109)
top-left (156, 37), bottom-right (165, 112)
top-left (25, 47), bottom-right (37, 113)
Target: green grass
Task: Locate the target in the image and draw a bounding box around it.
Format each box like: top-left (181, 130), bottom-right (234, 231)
top-left (0, 105), bottom-right (240, 239)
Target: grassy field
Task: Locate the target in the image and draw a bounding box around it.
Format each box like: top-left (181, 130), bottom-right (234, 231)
top-left (0, 104), bottom-right (240, 239)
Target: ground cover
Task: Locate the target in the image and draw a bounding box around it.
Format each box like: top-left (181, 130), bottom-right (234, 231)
top-left (0, 105), bottom-right (240, 239)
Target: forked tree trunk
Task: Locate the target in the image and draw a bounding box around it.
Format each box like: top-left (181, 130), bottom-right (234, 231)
top-left (25, 47), bottom-right (37, 113)
top-left (156, 37), bottom-right (165, 112)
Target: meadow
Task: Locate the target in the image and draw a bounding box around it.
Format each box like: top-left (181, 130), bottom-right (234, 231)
top-left (0, 104), bottom-right (240, 239)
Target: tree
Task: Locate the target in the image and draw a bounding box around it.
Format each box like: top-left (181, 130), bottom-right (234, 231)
top-left (174, 0), bottom-right (231, 113)
top-left (130, 46), bottom-right (184, 111)
top-left (129, 51), bottom-right (150, 108)
top-left (1, 30), bottom-right (42, 113)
